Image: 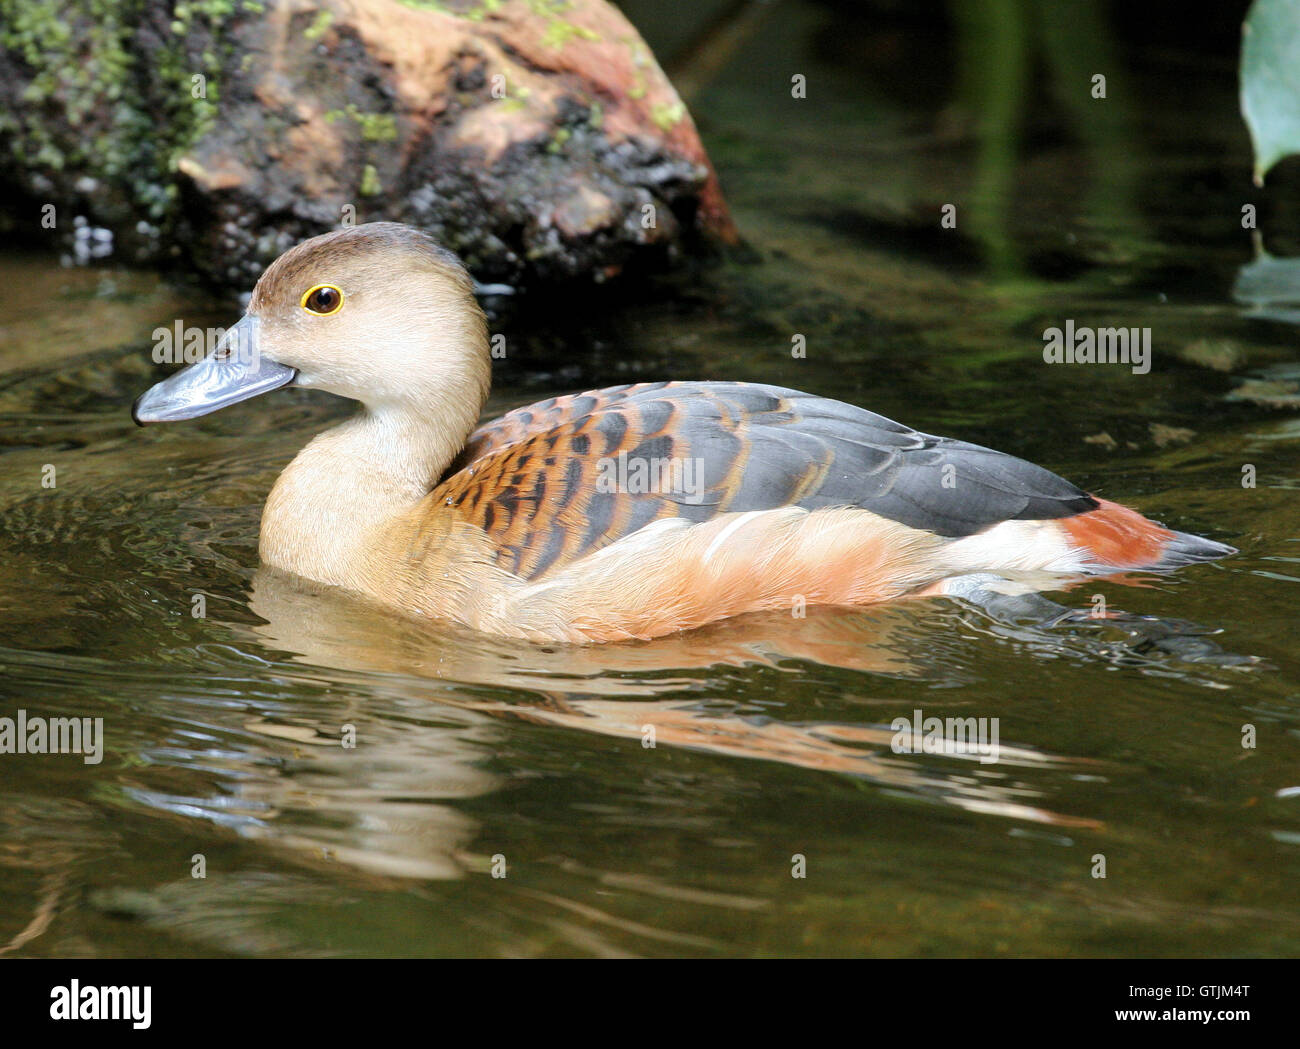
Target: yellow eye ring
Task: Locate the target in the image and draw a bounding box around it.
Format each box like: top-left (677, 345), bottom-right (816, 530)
top-left (301, 284), bottom-right (344, 315)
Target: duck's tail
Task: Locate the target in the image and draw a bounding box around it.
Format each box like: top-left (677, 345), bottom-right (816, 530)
top-left (1058, 498), bottom-right (1236, 572)
top-left (1151, 530), bottom-right (1238, 569)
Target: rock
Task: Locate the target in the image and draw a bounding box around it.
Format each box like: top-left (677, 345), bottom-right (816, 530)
top-left (1148, 423), bottom-right (1195, 447)
top-left (1227, 370), bottom-right (1300, 409)
top-left (1178, 338), bottom-right (1244, 373)
top-left (0, 0), bottom-right (736, 289)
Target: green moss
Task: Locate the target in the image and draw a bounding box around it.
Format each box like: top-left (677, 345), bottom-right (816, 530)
top-left (542, 20), bottom-right (597, 49)
top-left (151, 0), bottom-right (257, 208)
top-left (324, 103), bottom-right (398, 141)
top-left (303, 8), bottom-right (334, 41)
top-left (395, 0), bottom-right (453, 13)
top-left (398, 0), bottom-right (594, 43)
top-left (650, 100), bottom-right (685, 131)
top-left (0, 0), bottom-right (127, 176)
top-left (359, 163), bottom-right (382, 197)
top-left (396, 0), bottom-right (591, 46)
top-left (494, 80), bottom-right (531, 112)
top-left (523, 0), bottom-right (598, 49)
top-left (0, 0), bottom-right (263, 227)
top-left (623, 38), bottom-right (650, 100)
top-left (547, 126), bottom-right (571, 153)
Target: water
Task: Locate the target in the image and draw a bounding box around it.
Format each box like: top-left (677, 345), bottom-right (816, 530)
top-left (1, 1), bottom-right (1298, 957)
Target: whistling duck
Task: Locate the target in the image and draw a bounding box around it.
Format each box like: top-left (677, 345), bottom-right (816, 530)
top-left (133, 223), bottom-right (1234, 642)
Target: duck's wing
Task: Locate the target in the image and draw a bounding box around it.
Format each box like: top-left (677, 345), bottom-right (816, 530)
top-left (428, 380), bottom-right (1097, 581)
top-left (445, 382), bottom-right (680, 474)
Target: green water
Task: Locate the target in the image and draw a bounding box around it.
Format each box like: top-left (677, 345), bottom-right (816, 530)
top-left (1, 1), bottom-right (1298, 956)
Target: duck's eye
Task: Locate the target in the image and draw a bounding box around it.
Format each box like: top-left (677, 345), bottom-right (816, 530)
top-left (301, 284), bottom-right (344, 316)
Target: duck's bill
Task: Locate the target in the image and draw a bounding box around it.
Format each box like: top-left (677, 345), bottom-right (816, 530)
top-left (132, 316), bottom-right (296, 424)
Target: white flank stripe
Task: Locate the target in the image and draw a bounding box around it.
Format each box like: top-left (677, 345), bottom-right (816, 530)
top-left (940, 519), bottom-right (1088, 575)
top-left (702, 510), bottom-right (770, 563)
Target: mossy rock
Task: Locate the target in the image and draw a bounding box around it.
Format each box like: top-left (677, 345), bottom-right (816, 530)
top-left (0, 0), bottom-right (734, 288)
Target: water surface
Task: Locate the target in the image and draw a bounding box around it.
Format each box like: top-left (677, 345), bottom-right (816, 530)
top-left (1, 1), bottom-right (1297, 957)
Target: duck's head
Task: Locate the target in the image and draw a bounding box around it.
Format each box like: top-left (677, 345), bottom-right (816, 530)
top-left (133, 222), bottom-right (488, 424)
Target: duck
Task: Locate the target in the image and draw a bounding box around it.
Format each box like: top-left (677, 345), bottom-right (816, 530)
top-left (133, 222), bottom-right (1235, 643)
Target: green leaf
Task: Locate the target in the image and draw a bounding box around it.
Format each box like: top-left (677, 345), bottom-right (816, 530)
top-left (1242, 0), bottom-right (1300, 185)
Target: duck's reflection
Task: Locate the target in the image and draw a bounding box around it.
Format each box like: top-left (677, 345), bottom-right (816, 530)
top-left (210, 567), bottom-right (1107, 885)
top-left (248, 564), bottom-right (937, 686)
top-left (228, 706), bottom-right (495, 882)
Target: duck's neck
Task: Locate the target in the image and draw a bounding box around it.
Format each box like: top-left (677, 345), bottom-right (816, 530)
top-left (259, 364), bottom-right (489, 589)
